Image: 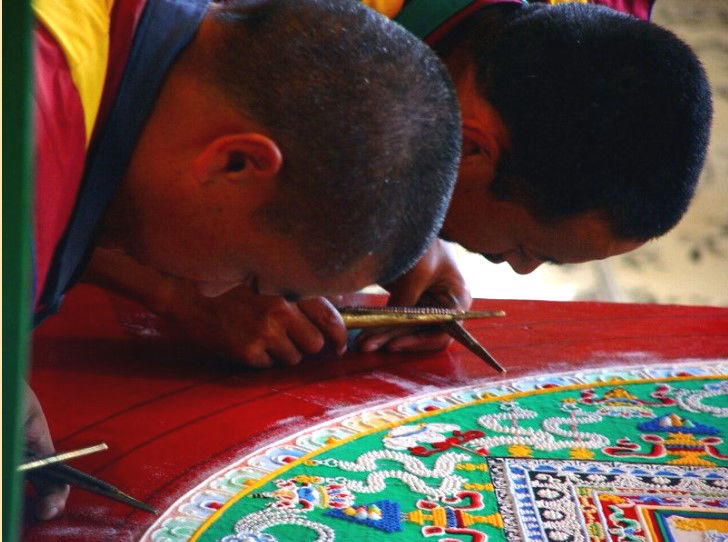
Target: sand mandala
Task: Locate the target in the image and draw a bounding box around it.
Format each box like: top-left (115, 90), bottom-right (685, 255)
top-left (142, 362), bottom-right (728, 541)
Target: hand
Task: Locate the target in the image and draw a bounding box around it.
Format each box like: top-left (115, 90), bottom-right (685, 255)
top-left (24, 384), bottom-right (70, 520)
top-left (164, 284), bottom-right (348, 367)
top-left (356, 239), bottom-right (472, 352)
top-left (83, 248), bottom-right (347, 368)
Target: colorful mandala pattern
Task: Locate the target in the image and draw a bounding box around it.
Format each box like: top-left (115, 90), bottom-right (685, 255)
top-left (141, 362), bottom-right (728, 542)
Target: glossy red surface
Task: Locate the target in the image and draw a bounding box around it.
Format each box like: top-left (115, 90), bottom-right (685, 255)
top-left (24, 284), bottom-right (728, 540)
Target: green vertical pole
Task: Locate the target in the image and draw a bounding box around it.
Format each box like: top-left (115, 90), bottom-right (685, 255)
top-left (3, 1), bottom-right (34, 541)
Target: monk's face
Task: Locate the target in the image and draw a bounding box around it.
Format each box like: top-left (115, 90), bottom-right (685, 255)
top-left (441, 183), bottom-right (643, 275)
top-left (441, 67), bottom-right (643, 274)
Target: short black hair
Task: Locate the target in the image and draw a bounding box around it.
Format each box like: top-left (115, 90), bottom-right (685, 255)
top-left (460, 3), bottom-right (712, 241)
top-left (202, 0), bottom-right (461, 283)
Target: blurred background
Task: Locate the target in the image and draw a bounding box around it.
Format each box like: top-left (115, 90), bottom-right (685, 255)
top-left (450, 0), bottom-right (728, 306)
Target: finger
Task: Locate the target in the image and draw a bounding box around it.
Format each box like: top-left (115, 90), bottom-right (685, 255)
top-left (280, 309), bottom-right (326, 356)
top-left (23, 385), bottom-right (70, 520)
top-left (386, 282), bottom-right (428, 308)
top-left (384, 331), bottom-right (454, 352)
top-left (28, 474), bottom-right (70, 520)
top-left (418, 288), bottom-right (460, 308)
top-left (417, 284), bottom-right (472, 311)
top-left (236, 345), bottom-right (273, 368)
top-left (23, 386), bottom-right (55, 456)
top-left (267, 336), bottom-right (305, 366)
top-left (298, 298), bottom-right (347, 354)
top-left (355, 327), bottom-right (406, 352)
top-left (325, 294), bottom-right (346, 307)
top-left (388, 278), bottom-right (469, 311)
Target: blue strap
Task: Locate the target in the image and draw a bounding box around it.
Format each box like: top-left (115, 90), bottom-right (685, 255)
top-left (35, 0), bottom-right (209, 325)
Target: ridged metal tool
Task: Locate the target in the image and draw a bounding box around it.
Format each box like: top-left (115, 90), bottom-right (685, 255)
top-left (339, 306), bottom-right (506, 373)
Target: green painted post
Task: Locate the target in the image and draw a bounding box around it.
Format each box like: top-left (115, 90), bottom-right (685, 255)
top-left (3, 1), bottom-right (35, 540)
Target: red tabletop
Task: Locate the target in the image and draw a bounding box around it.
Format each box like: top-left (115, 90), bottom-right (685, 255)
top-left (23, 284), bottom-right (728, 541)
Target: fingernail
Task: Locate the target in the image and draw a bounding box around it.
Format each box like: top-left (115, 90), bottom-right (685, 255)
top-left (360, 341), bottom-right (379, 352)
top-left (38, 504), bottom-right (59, 520)
top-left (337, 344), bottom-right (347, 355)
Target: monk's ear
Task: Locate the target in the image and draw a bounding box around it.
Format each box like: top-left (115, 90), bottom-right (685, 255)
top-left (192, 133), bottom-right (282, 184)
